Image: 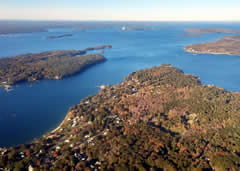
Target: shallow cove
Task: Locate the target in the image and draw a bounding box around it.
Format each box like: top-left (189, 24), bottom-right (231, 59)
top-left (1, 22), bottom-right (240, 147)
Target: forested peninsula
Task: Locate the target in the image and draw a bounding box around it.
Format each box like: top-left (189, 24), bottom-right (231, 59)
top-left (184, 36), bottom-right (240, 56)
top-left (0, 45), bottom-right (111, 87)
top-left (1, 65), bottom-right (240, 170)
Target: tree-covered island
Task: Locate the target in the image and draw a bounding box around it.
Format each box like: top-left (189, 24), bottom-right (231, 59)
top-left (184, 36), bottom-right (240, 56)
top-left (0, 45), bottom-right (112, 88)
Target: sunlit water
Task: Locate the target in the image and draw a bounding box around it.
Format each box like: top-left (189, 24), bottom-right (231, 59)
top-left (0, 22), bottom-right (240, 147)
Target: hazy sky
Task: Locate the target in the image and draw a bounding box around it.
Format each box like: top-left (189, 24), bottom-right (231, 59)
top-left (1, 0), bottom-right (240, 21)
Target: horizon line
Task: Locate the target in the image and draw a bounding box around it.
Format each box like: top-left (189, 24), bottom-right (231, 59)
top-left (1, 19), bottom-right (240, 23)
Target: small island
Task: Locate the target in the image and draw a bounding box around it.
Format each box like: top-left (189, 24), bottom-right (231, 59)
top-left (0, 45), bottom-right (112, 87)
top-left (83, 45), bottom-right (112, 51)
top-left (185, 27), bottom-right (240, 34)
top-left (1, 65), bottom-right (240, 170)
top-left (184, 35), bottom-right (240, 56)
top-left (46, 34), bottom-right (73, 39)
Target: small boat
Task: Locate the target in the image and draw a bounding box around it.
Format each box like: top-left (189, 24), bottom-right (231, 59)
top-left (122, 26), bottom-right (127, 31)
top-left (97, 85), bottom-right (106, 89)
top-left (4, 85), bottom-right (13, 92)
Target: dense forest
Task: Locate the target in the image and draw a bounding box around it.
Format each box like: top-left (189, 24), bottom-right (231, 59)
top-left (0, 45), bottom-right (111, 86)
top-left (1, 65), bottom-right (240, 170)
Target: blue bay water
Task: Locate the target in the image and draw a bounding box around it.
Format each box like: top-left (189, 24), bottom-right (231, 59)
top-left (0, 22), bottom-right (240, 147)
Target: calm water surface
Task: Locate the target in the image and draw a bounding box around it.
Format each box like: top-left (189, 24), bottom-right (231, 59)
top-left (1, 22), bottom-right (240, 147)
